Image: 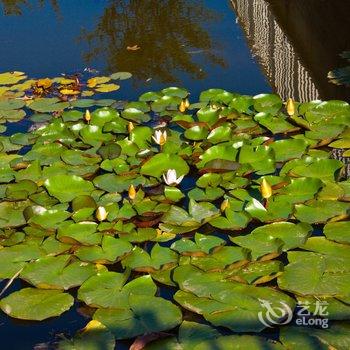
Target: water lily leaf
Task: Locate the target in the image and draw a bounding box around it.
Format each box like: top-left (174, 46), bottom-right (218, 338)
top-left (324, 221), bottom-right (350, 244)
top-left (78, 272), bottom-right (155, 308)
top-left (294, 200), bottom-right (349, 224)
top-left (28, 208), bottom-right (71, 229)
top-left (95, 83), bottom-right (120, 93)
top-left (171, 233), bottom-right (225, 255)
top-left (121, 107), bottom-right (150, 122)
top-left (90, 107), bottom-right (119, 126)
top-left (277, 177), bottom-right (322, 203)
top-left (270, 139), bottom-right (308, 162)
top-left (0, 288), bottom-right (73, 321)
top-left (20, 255), bottom-right (99, 290)
top-left (278, 251), bottom-right (350, 296)
top-left (28, 98), bottom-right (69, 112)
top-left (197, 143), bottom-right (238, 169)
top-left (190, 246), bottom-right (249, 271)
top-left (207, 125), bottom-right (232, 143)
top-left (231, 222), bottom-right (312, 260)
top-left (0, 200), bottom-right (29, 228)
top-left (280, 324), bottom-right (350, 350)
top-left (110, 72), bottom-right (132, 80)
top-left (122, 244), bottom-right (178, 272)
top-left (162, 87), bottom-right (188, 98)
top-left (228, 260), bottom-right (283, 284)
top-left (305, 100), bottom-right (350, 124)
top-left (253, 94), bottom-right (282, 114)
top-left (44, 175), bottom-right (95, 203)
top-left (188, 187), bottom-right (224, 201)
top-left (254, 113), bottom-right (295, 134)
top-left (93, 293), bottom-right (182, 339)
top-left (184, 126), bottom-right (209, 141)
top-left (0, 71), bottom-right (27, 85)
top-left (57, 221), bottom-right (100, 245)
top-left (282, 158), bottom-right (343, 181)
top-left (75, 235), bottom-right (132, 263)
top-left (197, 107), bottom-right (219, 126)
top-left (57, 320), bottom-right (115, 350)
top-left (93, 173), bottom-right (145, 192)
top-left (139, 91), bottom-right (162, 102)
top-left (173, 265), bottom-right (295, 332)
top-left (141, 153), bottom-right (189, 178)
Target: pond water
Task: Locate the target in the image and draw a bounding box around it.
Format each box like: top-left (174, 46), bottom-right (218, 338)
top-left (0, 1), bottom-right (349, 349)
top-left (0, 0), bottom-right (271, 102)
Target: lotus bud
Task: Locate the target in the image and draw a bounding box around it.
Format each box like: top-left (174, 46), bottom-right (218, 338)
top-left (85, 109), bottom-right (91, 123)
top-left (163, 169), bottom-right (184, 186)
top-left (220, 199), bottom-right (230, 212)
top-left (96, 206), bottom-right (108, 221)
top-left (184, 98), bottom-right (190, 109)
top-left (128, 121), bottom-right (135, 133)
top-left (260, 178), bottom-right (272, 199)
top-left (286, 98), bottom-right (295, 116)
top-left (152, 130), bottom-right (167, 146)
top-left (179, 100), bottom-right (187, 113)
top-left (128, 184), bottom-right (137, 200)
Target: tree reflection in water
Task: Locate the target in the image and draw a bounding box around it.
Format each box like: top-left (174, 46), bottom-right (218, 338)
top-left (0, 0), bottom-right (59, 15)
top-left (80, 0), bottom-right (226, 83)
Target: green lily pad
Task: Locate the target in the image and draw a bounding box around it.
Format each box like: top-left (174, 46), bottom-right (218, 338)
top-left (0, 288), bottom-right (73, 321)
top-left (93, 293), bottom-right (182, 339)
top-left (44, 175), bottom-right (95, 203)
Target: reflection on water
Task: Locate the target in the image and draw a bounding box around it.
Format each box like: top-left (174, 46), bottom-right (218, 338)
top-left (80, 0), bottom-right (226, 84)
top-left (0, 0), bottom-right (59, 15)
top-left (0, 0), bottom-right (269, 100)
top-left (232, 0), bottom-right (319, 101)
top-left (231, 0), bottom-right (350, 101)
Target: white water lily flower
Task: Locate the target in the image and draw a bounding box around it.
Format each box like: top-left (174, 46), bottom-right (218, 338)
top-left (152, 130), bottom-right (167, 146)
top-left (96, 206), bottom-right (108, 221)
top-left (163, 169), bottom-right (184, 186)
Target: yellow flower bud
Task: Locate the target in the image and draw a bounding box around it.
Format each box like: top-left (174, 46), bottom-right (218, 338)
top-left (85, 109), bottom-right (91, 123)
top-left (128, 184), bottom-right (137, 200)
top-left (260, 178), bottom-right (272, 199)
top-left (179, 100), bottom-right (187, 113)
top-left (220, 199), bottom-right (230, 212)
top-left (128, 121), bottom-right (135, 133)
top-left (286, 98), bottom-right (295, 116)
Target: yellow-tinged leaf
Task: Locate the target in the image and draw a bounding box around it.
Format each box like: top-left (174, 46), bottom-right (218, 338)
top-left (82, 90), bottom-right (95, 97)
top-left (87, 76), bottom-right (111, 88)
top-left (60, 88), bottom-right (80, 95)
top-left (0, 71), bottom-right (27, 85)
top-left (260, 178), bottom-right (272, 199)
top-left (87, 78), bottom-right (97, 88)
top-left (36, 78), bottom-right (52, 89)
top-left (82, 320), bottom-right (107, 333)
top-left (343, 149), bottom-right (350, 157)
top-left (58, 78), bottom-right (76, 85)
top-left (95, 83), bottom-right (120, 93)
